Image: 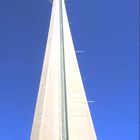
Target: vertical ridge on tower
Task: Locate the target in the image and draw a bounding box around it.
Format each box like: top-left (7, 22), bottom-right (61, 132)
top-left (59, 0), bottom-right (69, 139)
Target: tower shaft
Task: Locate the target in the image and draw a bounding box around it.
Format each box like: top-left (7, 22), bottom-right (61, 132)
top-left (30, 0), bottom-right (97, 139)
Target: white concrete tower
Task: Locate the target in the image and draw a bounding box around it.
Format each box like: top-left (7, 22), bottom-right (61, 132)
top-left (30, 0), bottom-right (97, 139)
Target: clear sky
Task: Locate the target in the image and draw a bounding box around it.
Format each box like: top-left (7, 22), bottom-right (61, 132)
top-left (0, 0), bottom-right (139, 139)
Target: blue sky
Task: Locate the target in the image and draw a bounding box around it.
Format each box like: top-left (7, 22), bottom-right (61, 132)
top-left (0, 0), bottom-right (139, 139)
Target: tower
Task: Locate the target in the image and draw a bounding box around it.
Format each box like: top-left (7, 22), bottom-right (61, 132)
top-left (30, 0), bottom-right (97, 139)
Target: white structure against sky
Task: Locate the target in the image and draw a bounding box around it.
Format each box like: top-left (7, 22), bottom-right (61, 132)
top-left (30, 0), bottom-right (97, 139)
